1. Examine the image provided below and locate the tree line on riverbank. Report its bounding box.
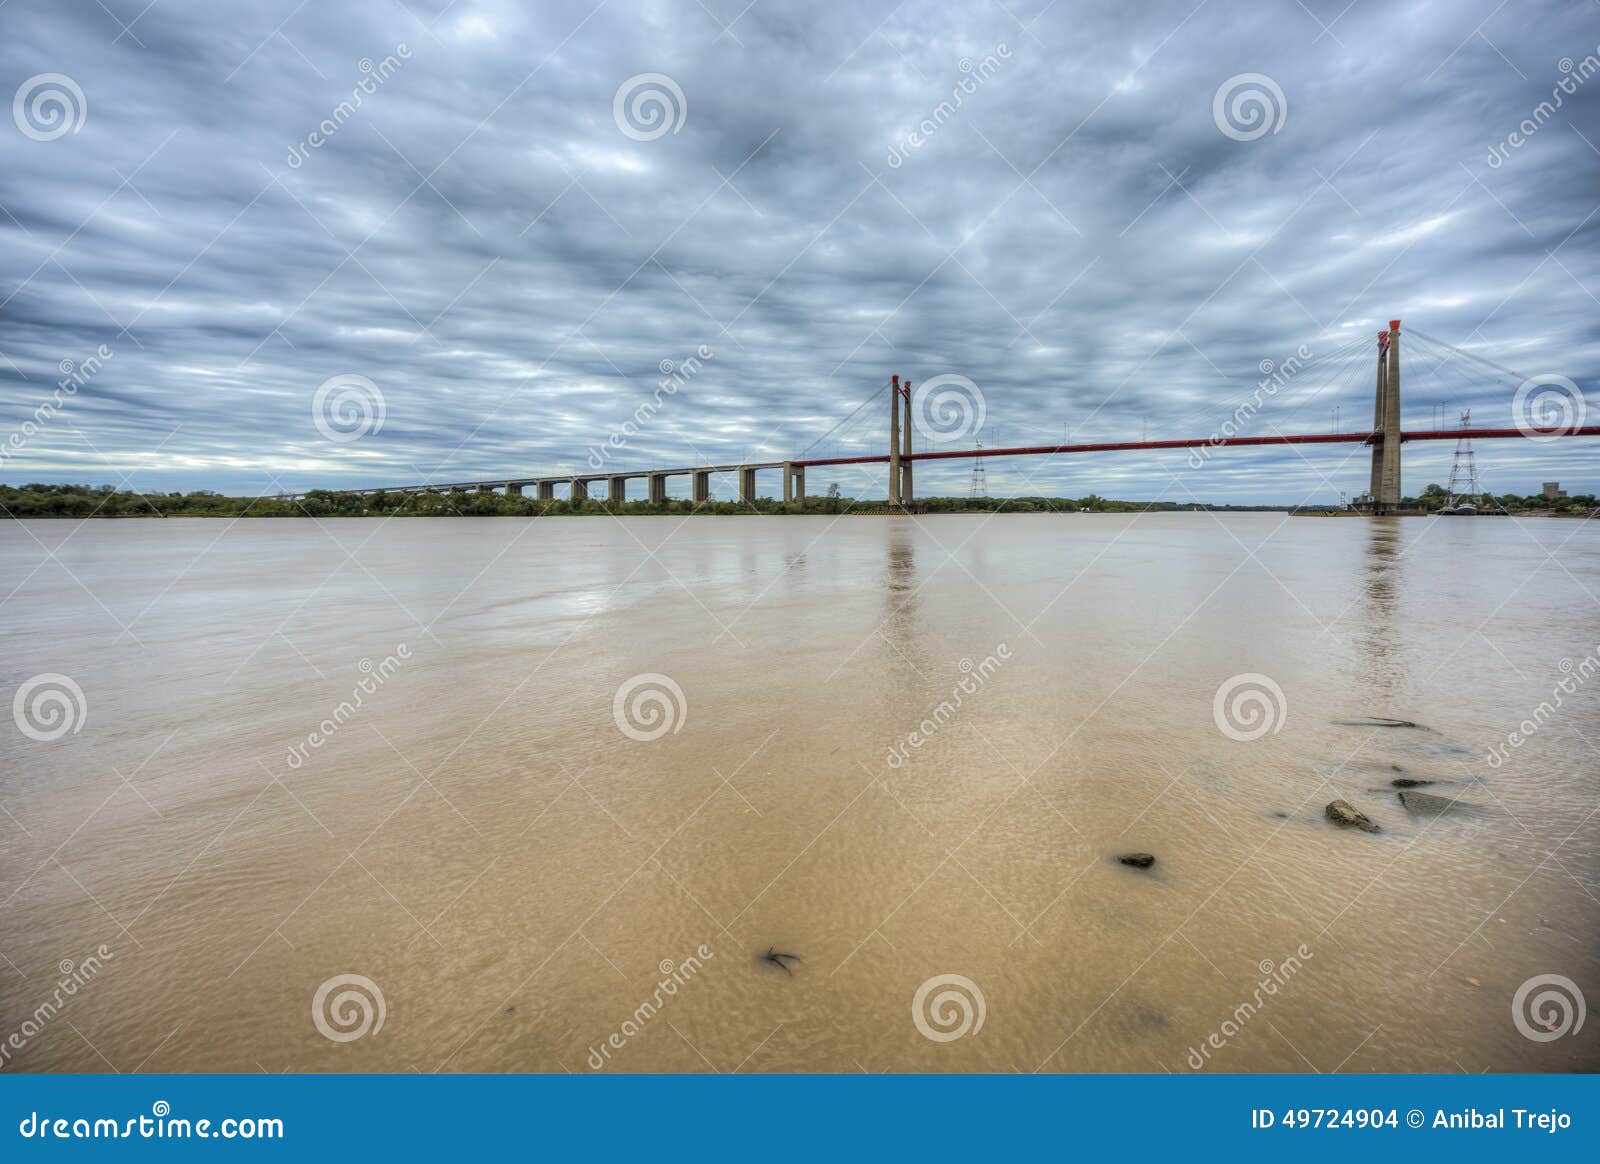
[0,482,1591,517]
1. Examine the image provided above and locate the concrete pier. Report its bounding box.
[537,481,555,501]
[1369,332,1387,503]
[740,467,756,504]
[649,474,667,504]
[570,479,588,503]
[507,483,523,496]
[1378,321,1402,510]
[901,380,913,503]
[888,375,902,506]
[788,463,805,508]
[609,476,627,503]
[692,470,710,503]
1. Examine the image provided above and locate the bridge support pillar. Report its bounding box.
[740,467,756,504]
[901,380,913,504]
[507,483,523,496]
[1369,331,1387,504]
[1378,320,1402,512]
[649,473,667,504]
[888,375,902,506]
[570,479,588,503]
[537,481,555,501]
[609,477,626,504]
[692,470,710,503]
[789,464,805,508]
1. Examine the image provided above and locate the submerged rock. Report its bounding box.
[1398,790,1469,818]
[1334,717,1423,728]
[1325,799,1379,833]
[1117,852,1156,869]
[1391,777,1435,788]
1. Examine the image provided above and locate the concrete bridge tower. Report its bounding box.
[888,375,901,506]
[1367,319,1402,513]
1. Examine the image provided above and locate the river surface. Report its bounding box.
[1,513,1596,1073]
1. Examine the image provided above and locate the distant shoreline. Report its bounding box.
[3,484,1593,519]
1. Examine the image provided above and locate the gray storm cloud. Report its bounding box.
[1,0,1597,501]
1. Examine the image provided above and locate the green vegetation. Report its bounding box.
[1406,482,1597,515]
[0,481,1591,518]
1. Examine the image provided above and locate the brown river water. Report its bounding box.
[1,513,1596,1074]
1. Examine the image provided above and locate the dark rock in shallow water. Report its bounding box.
[1117,852,1156,869]
[1334,717,1423,728]
[1325,799,1379,832]
[1391,777,1435,788]
[1398,790,1474,818]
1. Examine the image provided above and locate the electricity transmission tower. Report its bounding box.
[969,433,987,498]
[1445,408,1484,509]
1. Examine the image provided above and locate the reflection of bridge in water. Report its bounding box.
[324,320,1597,510]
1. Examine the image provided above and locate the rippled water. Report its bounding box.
[1,514,1596,1073]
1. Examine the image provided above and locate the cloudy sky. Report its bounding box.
[2,0,1597,503]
